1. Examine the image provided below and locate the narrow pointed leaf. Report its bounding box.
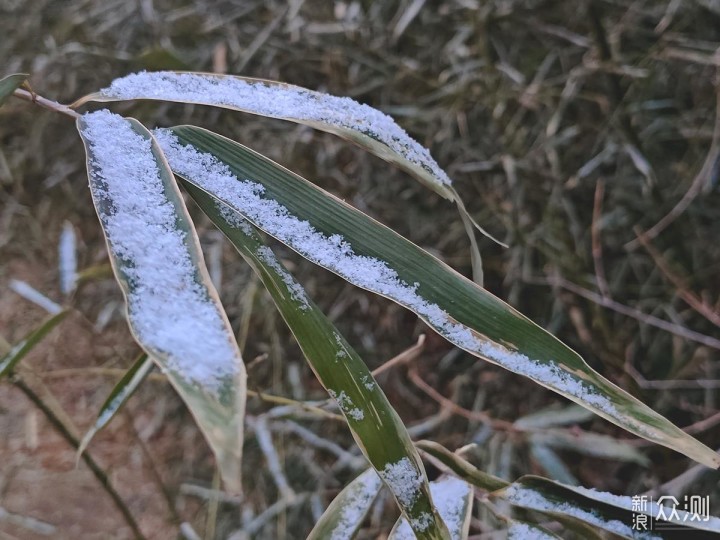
[77,354,153,458]
[0,73,27,108]
[76,111,246,491]
[415,440,508,492]
[307,468,383,540]
[74,70,505,279]
[156,125,720,469]
[74,71,456,200]
[0,310,68,378]
[514,404,594,430]
[186,186,449,539]
[497,475,720,537]
[389,477,473,540]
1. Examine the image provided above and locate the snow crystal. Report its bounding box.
[329,470,382,540]
[572,485,720,530]
[507,522,556,540]
[379,457,423,509]
[392,477,471,539]
[327,389,364,421]
[81,110,239,392]
[255,246,309,310]
[504,485,660,539]
[155,130,628,427]
[102,71,452,186]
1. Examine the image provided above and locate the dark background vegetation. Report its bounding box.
[1,0,720,538]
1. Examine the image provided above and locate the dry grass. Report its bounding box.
[1,0,720,538]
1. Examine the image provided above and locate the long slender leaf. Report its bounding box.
[389,477,473,540]
[0,73,27,108]
[155,125,720,470]
[0,310,68,378]
[307,468,383,540]
[530,429,650,466]
[507,521,561,539]
[497,475,720,537]
[77,353,153,457]
[415,440,508,492]
[77,111,246,491]
[74,70,506,280]
[186,184,449,539]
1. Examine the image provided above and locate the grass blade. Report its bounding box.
[156,125,720,469]
[0,310,68,378]
[77,111,246,491]
[0,73,27,107]
[307,468,383,540]
[77,353,153,458]
[185,185,449,539]
[389,477,473,540]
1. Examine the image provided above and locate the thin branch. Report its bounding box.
[633,228,720,329]
[12,88,80,119]
[526,275,720,350]
[406,365,515,431]
[372,334,426,377]
[591,178,610,298]
[11,377,145,540]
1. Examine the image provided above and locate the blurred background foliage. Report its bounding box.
[1,0,720,538]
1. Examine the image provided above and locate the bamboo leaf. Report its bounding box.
[0,73,27,108]
[497,475,720,537]
[76,111,246,491]
[74,70,506,280]
[307,468,383,540]
[185,184,449,539]
[155,125,720,470]
[0,310,68,378]
[389,477,473,540]
[77,353,153,458]
[415,440,508,492]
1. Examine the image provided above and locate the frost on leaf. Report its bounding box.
[101,71,452,187]
[80,110,240,395]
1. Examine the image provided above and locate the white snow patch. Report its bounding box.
[507,522,556,540]
[255,246,310,310]
[572,485,720,530]
[392,477,471,539]
[328,470,382,540]
[379,457,423,509]
[328,389,364,421]
[504,485,660,539]
[103,71,452,186]
[155,130,626,425]
[81,110,239,392]
[9,280,62,314]
[58,221,77,295]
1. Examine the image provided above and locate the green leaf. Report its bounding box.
[0,310,68,378]
[156,125,720,470]
[74,70,506,280]
[185,184,449,539]
[389,477,473,540]
[76,111,246,491]
[497,475,720,537]
[77,353,153,458]
[307,468,383,540]
[415,440,508,492]
[0,73,28,108]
